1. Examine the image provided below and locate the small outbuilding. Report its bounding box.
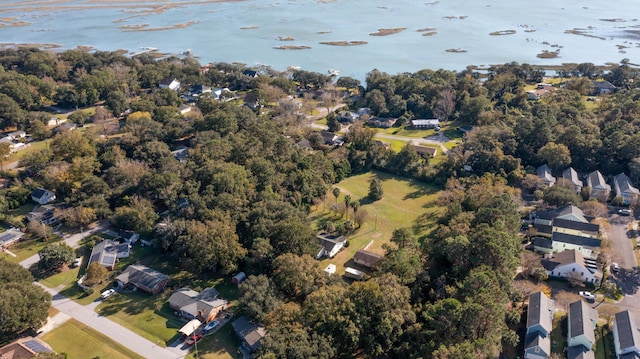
[178,319,202,337]
[232,272,247,285]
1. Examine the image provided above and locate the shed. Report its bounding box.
[344,267,364,280]
[232,272,247,285]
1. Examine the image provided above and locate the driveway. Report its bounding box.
[605,214,637,271]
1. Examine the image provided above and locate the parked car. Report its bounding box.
[618,209,632,216]
[100,288,116,299]
[611,262,620,273]
[203,320,219,332]
[579,291,596,301]
[185,334,202,346]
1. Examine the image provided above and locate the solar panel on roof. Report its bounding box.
[22,339,52,353]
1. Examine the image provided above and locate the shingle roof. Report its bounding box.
[614,310,640,351]
[569,300,597,344]
[88,240,129,269]
[232,316,266,351]
[353,250,383,267]
[567,345,595,359]
[563,167,583,188]
[524,332,550,354]
[552,232,601,249]
[614,173,640,196]
[541,249,586,271]
[534,237,553,250]
[537,164,556,184]
[587,170,611,191]
[32,188,49,200]
[168,287,224,318]
[526,291,555,333]
[552,218,600,234]
[116,265,169,290]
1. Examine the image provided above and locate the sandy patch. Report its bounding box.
[317,31,331,34]
[369,28,406,36]
[537,50,560,58]
[489,30,516,36]
[119,20,198,32]
[277,36,295,41]
[240,26,259,30]
[319,41,368,46]
[564,28,606,40]
[273,45,311,50]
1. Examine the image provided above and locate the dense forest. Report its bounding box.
[0,47,639,357]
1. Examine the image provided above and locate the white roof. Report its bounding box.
[324,264,336,274]
[179,319,202,336]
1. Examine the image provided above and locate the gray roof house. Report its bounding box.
[168,288,226,323]
[410,119,440,129]
[562,167,583,193]
[586,170,611,202]
[88,240,130,271]
[568,300,598,351]
[541,249,601,285]
[0,228,23,249]
[232,316,266,355]
[535,204,590,226]
[524,332,551,359]
[613,173,639,206]
[524,292,555,359]
[316,233,347,259]
[613,310,640,359]
[31,188,56,205]
[115,265,169,295]
[537,164,556,187]
[567,345,595,359]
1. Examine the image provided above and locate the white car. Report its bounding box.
[611,263,620,273]
[579,291,596,301]
[100,288,116,299]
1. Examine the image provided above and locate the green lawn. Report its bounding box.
[1,139,51,168]
[0,237,49,263]
[595,325,615,359]
[40,267,80,288]
[41,319,145,359]
[551,312,567,355]
[96,291,185,347]
[188,322,242,359]
[378,126,435,138]
[311,171,442,275]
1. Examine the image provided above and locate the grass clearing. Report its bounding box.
[1,139,51,168]
[96,291,184,347]
[39,266,80,288]
[41,319,144,359]
[379,126,435,138]
[551,312,567,355]
[0,237,50,263]
[311,171,442,275]
[595,325,614,359]
[187,322,242,359]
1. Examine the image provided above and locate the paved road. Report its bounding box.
[39,285,183,359]
[606,215,637,271]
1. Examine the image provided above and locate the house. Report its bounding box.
[159,78,180,90]
[368,117,398,128]
[526,292,556,337]
[524,333,551,359]
[168,287,227,323]
[411,145,438,158]
[534,204,590,226]
[179,105,192,115]
[115,265,169,295]
[31,188,56,205]
[550,218,600,239]
[586,170,611,202]
[613,173,639,205]
[541,249,601,285]
[316,232,347,259]
[410,119,440,129]
[567,345,595,359]
[188,84,212,96]
[534,232,601,259]
[7,130,26,140]
[527,85,554,100]
[537,164,556,187]
[53,122,77,134]
[337,111,358,124]
[242,69,259,78]
[232,316,266,355]
[357,108,372,117]
[319,131,343,146]
[613,310,640,359]
[212,87,233,101]
[27,204,56,223]
[568,300,598,353]
[353,249,383,269]
[0,228,23,249]
[562,168,583,193]
[0,337,54,358]
[117,230,139,244]
[171,147,189,162]
[88,240,130,271]
[592,80,616,95]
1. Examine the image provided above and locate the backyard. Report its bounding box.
[187,322,242,359]
[310,170,442,275]
[41,319,144,359]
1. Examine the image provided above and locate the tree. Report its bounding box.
[538,142,571,171]
[368,176,383,201]
[68,110,90,126]
[239,274,281,323]
[391,228,418,249]
[38,243,74,272]
[0,142,11,170]
[271,253,325,301]
[0,259,50,342]
[543,185,581,206]
[56,206,96,232]
[344,194,352,219]
[111,196,158,234]
[332,187,340,207]
[326,112,341,133]
[84,262,108,286]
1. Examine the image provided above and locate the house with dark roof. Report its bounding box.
[171,147,189,162]
[337,111,358,124]
[534,204,590,226]
[232,316,266,355]
[524,292,555,359]
[319,131,344,146]
[562,167,583,193]
[168,287,227,323]
[410,119,440,129]
[524,333,551,359]
[353,249,383,269]
[159,78,180,90]
[586,170,611,202]
[31,188,55,205]
[537,164,556,187]
[316,233,347,259]
[567,345,595,359]
[242,69,258,78]
[551,218,600,239]
[88,240,130,271]
[613,310,640,359]
[117,230,139,244]
[0,228,23,249]
[541,249,601,284]
[592,80,616,95]
[547,232,601,259]
[115,265,169,295]
[188,84,212,97]
[613,173,639,205]
[568,300,598,355]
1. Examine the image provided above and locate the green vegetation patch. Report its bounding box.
[310,171,442,275]
[188,322,242,359]
[39,266,80,288]
[41,319,144,359]
[0,237,49,263]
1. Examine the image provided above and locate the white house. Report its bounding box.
[541,249,601,285]
[568,300,598,353]
[31,188,56,205]
[613,310,640,359]
[562,167,583,193]
[586,170,611,202]
[613,173,639,206]
[316,233,347,259]
[159,78,180,91]
[410,119,440,129]
[537,164,556,187]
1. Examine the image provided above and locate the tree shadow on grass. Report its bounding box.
[612,267,640,295]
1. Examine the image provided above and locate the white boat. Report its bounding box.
[328,69,340,76]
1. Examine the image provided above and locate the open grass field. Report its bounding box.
[310,171,442,275]
[39,266,80,288]
[41,319,145,359]
[96,291,185,347]
[187,322,242,359]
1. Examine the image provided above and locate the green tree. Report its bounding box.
[239,274,281,323]
[0,141,11,171]
[38,243,74,272]
[368,177,383,201]
[84,262,109,286]
[111,196,158,234]
[68,110,90,126]
[326,112,341,133]
[271,253,325,301]
[332,187,340,206]
[538,142,571,171]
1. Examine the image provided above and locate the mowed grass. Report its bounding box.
[40,266,80,288]
[0,238,49,263]
[96,290,185,347]
[310,171,442,275]
[595,325,615,359]
[188,322,242,359]
[41,319,144,359]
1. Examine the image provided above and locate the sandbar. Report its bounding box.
[319,41,368,46]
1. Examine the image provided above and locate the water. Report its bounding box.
[2,0,640,80]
